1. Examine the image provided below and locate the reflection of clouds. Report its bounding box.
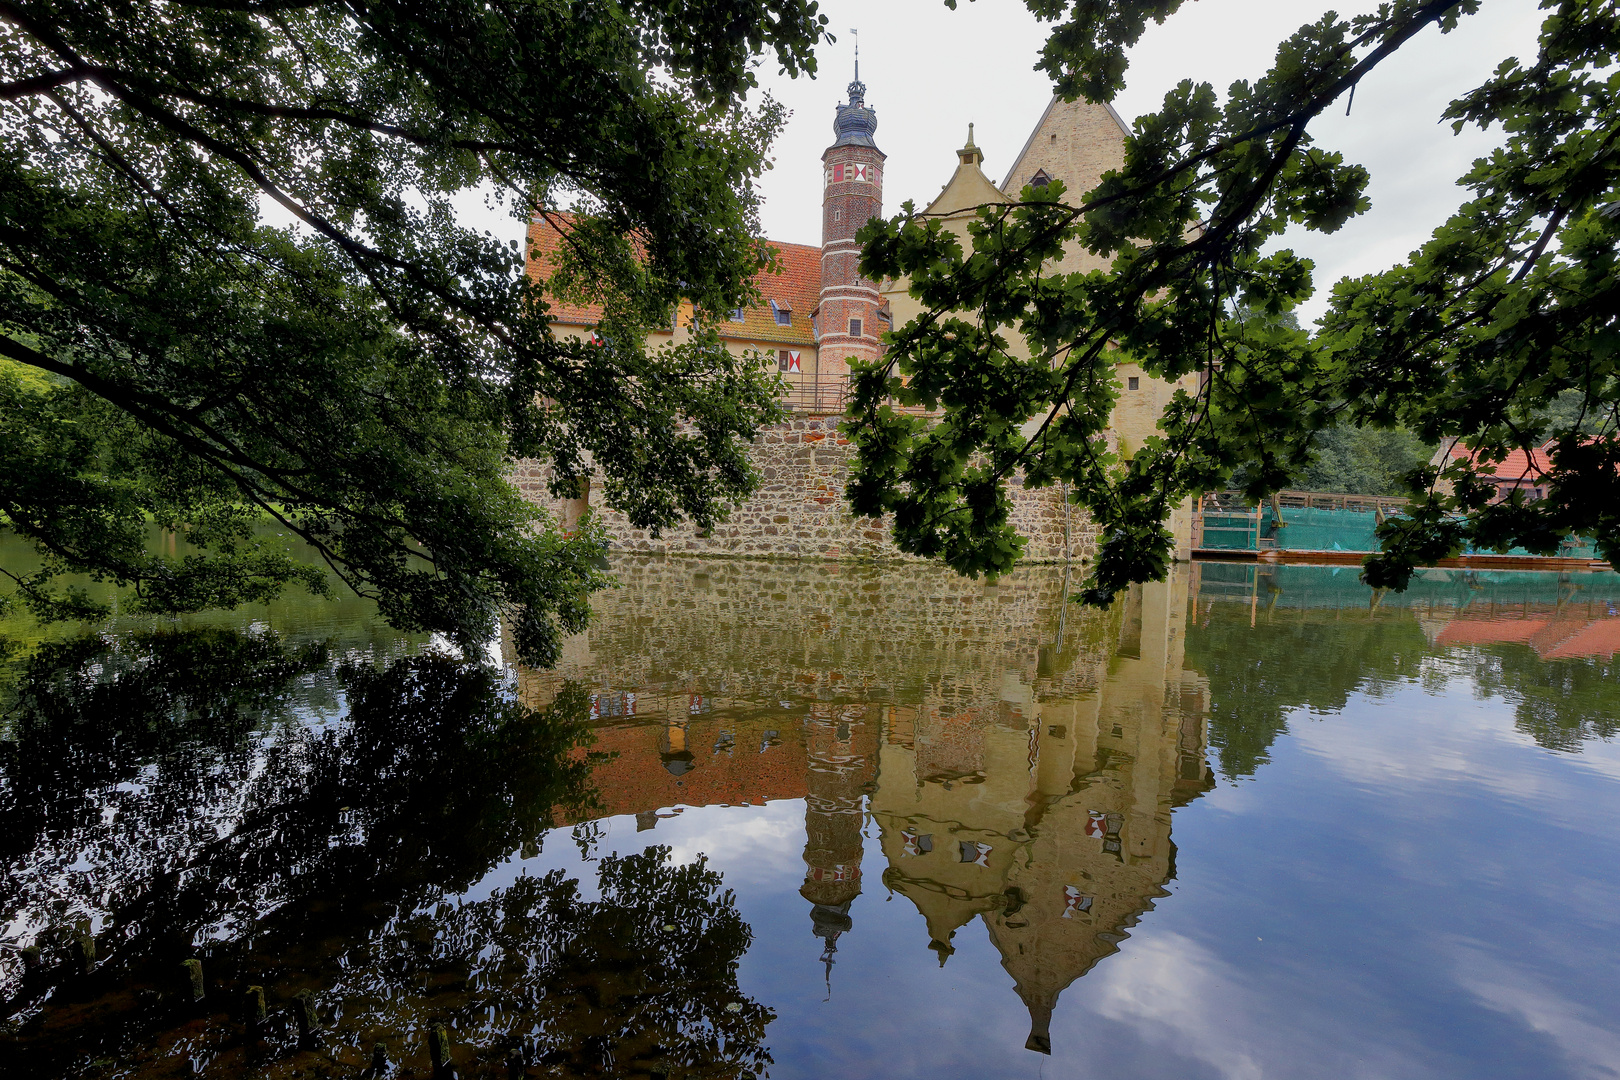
[1092,933,1264,1080]
[1450,942,1620,1080]
[654,801,810,886]
[462,801,811,908]
[1200,778,1266,813]
[1290,685,1597,810]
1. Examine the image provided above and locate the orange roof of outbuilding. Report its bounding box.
[526,212,819,348]
[1440,442,1554,483]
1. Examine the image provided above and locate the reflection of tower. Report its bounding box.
[659,718,693,776]
[799,705,875,990]
[816,37,886,377]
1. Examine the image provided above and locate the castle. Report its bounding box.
[515,62,1198,561]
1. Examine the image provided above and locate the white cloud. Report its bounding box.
[750,0,1546,323]
[1451,942,1620,1080]
[1092,932,1268,1080]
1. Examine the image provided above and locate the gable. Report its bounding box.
[1000,96,1130,199]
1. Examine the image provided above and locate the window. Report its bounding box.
[1030,169,1052,189]
[959,841,992,866]
[849,317,862,338]
[833,209,843,223]
[1127,376,1140,390]
[769,300,792,326]
[778,349,801,373]
[729,307,745,322]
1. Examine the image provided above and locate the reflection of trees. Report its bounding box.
[1185,609,1432,779]
[0,630,330,931]
[3,635,770,1079]
[1466,648,1620,752]
[1189,597,1620,770]
[350,847,771,1079]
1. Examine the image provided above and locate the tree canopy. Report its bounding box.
[850,0,1620,601]
[0,0,825,664]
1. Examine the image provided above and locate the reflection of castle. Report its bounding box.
[514,558,1207,1048]
[871,567,1208,1053]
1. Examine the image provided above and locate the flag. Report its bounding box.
[787,350,801,373]
[1062,886,1093,918]
[1085,811,1107,839]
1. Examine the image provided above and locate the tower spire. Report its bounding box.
[847,29,865,106]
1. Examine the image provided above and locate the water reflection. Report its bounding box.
[1190,563,1620,771]
[518,559,1213,1057]
[1,637,776,1078]
[7,552,1620,1078]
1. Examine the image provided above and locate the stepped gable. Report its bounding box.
[526,210,819,348]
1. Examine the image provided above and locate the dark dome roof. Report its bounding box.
[832,79,879,149]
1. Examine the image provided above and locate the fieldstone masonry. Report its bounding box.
[509,416,1099,564]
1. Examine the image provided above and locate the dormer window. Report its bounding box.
[1030,169,1052,189]
[769,300,792,326]
[729,307,745,322]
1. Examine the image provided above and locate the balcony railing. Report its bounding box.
[779,376,850,415]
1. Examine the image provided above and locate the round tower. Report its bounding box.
[817,42,885,377]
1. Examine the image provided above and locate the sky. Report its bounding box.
[744,0,1548,323]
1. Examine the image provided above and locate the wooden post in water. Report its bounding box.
[428,1026,452,1073]
[19,945,41,974]
[291,990,318,1037]
[69,928,95,974]
[372,1042,388,1073]
[243,985,266,1025]
[182,958,205,1002]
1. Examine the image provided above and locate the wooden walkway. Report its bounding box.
[1192,548,1613,573]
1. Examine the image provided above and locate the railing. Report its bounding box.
[779,375,850,415]
[1194,489,1410,552]
[1199,489,1409,514]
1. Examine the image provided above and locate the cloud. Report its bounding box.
[1450,942,1620,1080]
[750,0,1545,324]
[1092,932,1267,1080]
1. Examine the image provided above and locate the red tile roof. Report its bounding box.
[1439,441,1553,484]
[1435,616,1549,647]
[1434,609,1620,659]
[526,212,819,348]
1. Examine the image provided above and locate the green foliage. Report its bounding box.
[0,0,824,664]
[1294,423,1434,496]
[851,0,1619,603]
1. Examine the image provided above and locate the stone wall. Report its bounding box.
[509,415,1099,564]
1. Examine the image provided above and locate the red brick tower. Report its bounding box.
[816,41,885,378]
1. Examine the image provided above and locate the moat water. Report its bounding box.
[5,539,1620,1079]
